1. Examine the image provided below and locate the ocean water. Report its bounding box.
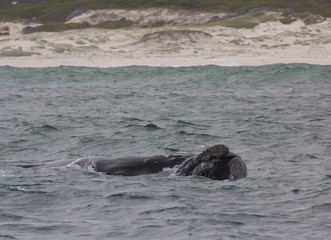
[0,64,330,240]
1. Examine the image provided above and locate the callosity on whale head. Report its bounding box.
[175,144,247,180]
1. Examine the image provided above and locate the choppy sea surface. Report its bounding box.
[0,64,330,240]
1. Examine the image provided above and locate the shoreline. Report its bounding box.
[0,56,330,68]
[1,11,330,68]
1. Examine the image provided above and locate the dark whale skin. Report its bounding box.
[91,155,190,176]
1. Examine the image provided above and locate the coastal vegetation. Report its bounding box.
[22,19,134,34]
[0,0,330,34]
[138,30,212,44]
[0,46,39,56]
[0,0,330,23]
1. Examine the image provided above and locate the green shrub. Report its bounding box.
[279,17,296,24]
[219,20,259,29]
[0,47,38,57]
[303,15,323,25]
[179,30,212,37]
[75,40,86,45]
[22,22,91,34]
[282,12,290,17]
[74,45,99,51]
[49,43,74,54]
[151,21,166,27]
[251,10,265,18]
[295,12,311,19]
[94,19,134,29]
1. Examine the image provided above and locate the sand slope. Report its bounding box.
[0,9,330,67]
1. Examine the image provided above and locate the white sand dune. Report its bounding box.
[0,9,330,67]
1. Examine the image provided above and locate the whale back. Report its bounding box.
[93,155,189,176]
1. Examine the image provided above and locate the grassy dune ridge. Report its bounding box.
[0,0,330,24]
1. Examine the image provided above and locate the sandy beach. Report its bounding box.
[0,9,330,67]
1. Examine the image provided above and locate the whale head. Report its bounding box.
[175,144,247,180]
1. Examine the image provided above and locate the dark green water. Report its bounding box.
[0,64,330,239]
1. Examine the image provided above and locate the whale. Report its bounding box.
[10,144,247,180]
[71,144,247,180]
